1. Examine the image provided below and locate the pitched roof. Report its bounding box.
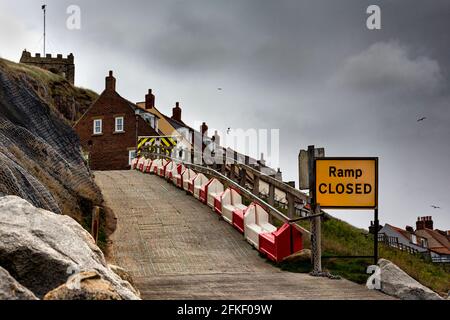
[417,228,450,251]
[385,224,411,241]
[164,115,191,131]
[429,247,450,255]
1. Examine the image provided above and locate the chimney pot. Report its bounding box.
[171,102,182,122]
[145,89,155,110]
[105,71,116,92]
[201,122,208,136]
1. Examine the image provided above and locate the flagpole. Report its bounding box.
[42,4,46,56]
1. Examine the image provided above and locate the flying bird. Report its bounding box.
[217,88,223,91]
[417,117,427,122]
[431,205,441,209]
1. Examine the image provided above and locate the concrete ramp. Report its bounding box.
[95,170,390,300]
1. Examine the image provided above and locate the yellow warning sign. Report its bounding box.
[315,158,378,209]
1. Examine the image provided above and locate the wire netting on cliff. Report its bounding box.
[0,60,102,220]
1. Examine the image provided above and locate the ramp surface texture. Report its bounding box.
[95,170,391,300]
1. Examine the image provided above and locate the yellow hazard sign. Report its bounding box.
[137,136,177,155]
[315,158,378,209]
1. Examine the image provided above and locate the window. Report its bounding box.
[420,238,428,248]
[115,116,124,132]
[93,119,102,135]
[128,150,136,165]
[411,234,417,245]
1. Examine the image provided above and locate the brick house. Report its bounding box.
[74,71,159,170]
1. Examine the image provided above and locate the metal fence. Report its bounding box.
[378,234,420,255]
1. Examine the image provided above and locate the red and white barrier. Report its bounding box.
[206,179,224,209]
[131,157,139,170]
[137,157,146,172]
[243,204,264,248]
[164,161,176,180]
[183,169,197,192]
[172,164,186,187]
[259,223,303,263]
[143,159,153,173]
[150,159,161,174]
[243,203,277,248]
[218,188,247,224]
[157,159,170,177]
[193,174,208,200]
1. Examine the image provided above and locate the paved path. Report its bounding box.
[95,170,391,300]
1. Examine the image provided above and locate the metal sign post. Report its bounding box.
[374,208,379,265]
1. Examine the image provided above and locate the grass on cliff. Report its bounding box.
[0,58,98,124]
[275,215,450,296]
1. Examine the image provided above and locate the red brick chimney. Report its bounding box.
[105,71,116,92]
[145,89,155,110]
[416,216,434,230]
[172,102,182,122]
[201,122,208,137]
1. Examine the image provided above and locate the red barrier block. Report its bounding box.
[199,188,207,204]
[145,164,152,173]
[176,176,183,188]
[259,224,303,263]
[214,196,222,215]
[232,209,245,234]
[188,182,194,194]
[131,157,139,170]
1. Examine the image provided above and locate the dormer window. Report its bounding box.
[115,116,124,132]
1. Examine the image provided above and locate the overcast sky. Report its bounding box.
[1,0,449,230]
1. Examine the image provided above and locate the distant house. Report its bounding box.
[378,224,428,253]
[74,71,159,170]
[415,216,450,263]
[135,96,192,150]
[378,216,450,263]
[163,103,212,154]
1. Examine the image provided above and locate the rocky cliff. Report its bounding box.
[0,58,135,299]
[0,58,100,220]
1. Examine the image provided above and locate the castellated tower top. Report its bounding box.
[19,50,75,84]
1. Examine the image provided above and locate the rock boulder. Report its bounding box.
[0,196,139,300]
[0,266,38,300]
[44,271,122,300]
[378,259,443,300]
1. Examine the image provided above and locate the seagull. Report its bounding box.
[431,205,441,209]
[417,117,427,122]
[227,127,231,134]
[218,88,223,91]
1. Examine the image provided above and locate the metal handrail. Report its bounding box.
[142,152,311,236]
[187,149,309,202]
[146,145,309,206]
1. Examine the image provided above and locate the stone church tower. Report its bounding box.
[20,50,75,84]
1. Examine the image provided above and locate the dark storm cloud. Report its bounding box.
[1,0,449,229]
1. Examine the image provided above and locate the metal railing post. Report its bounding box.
[287,192,295,218]
[268,184,275,206]
[253,175,260,196]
